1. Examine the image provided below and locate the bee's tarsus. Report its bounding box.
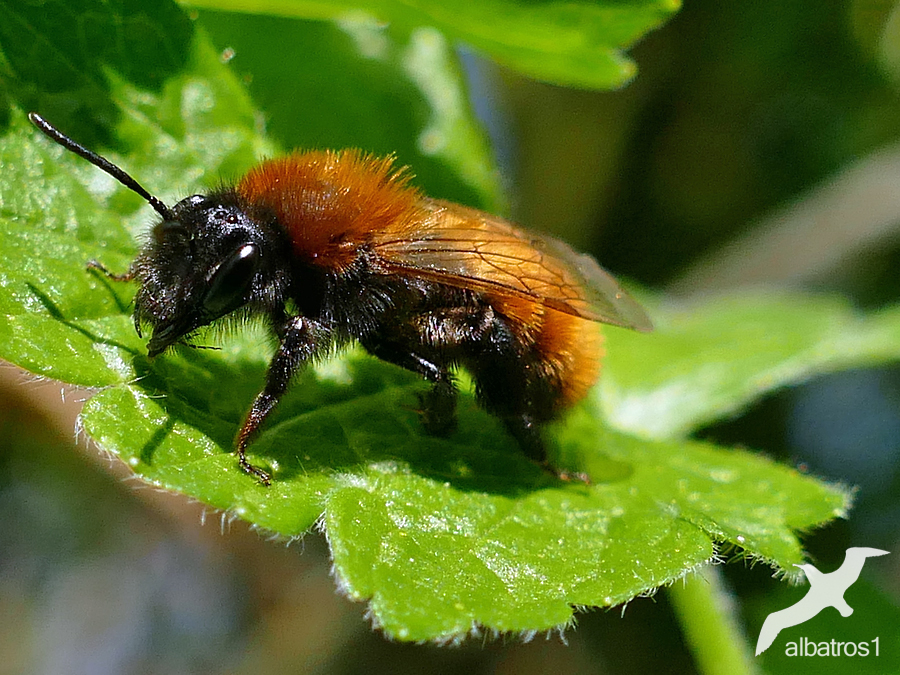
[238,450,271,486]
[87,259,134,282]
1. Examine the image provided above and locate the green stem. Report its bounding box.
[668,564,759,675]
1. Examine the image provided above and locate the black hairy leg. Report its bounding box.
[236,315,330,484]
[499,413,588,482]
[418,374,457,436]
[86,259,134,282]
[362,301,511,438]
[498,411,589,482]
[365,300,588,482]
[361,335,458,436]
[501,413,546,463]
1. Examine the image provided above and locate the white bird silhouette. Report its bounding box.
[755,547,889,656]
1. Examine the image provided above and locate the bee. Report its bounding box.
[29,113,652,485]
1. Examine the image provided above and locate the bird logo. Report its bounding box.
[755,547,890,656]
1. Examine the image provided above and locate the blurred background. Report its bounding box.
[2,0,899,673]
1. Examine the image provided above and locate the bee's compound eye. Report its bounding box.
[203,243,260,318]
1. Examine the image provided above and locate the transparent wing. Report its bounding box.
[373,199,652,331]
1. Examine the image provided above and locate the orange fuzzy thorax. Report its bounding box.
[236,150,425,271]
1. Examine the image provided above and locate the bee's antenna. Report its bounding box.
[28,112,175,222]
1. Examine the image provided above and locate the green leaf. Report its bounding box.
[321,428,849,641]
[0,0,889,645]
[185,0,681,90]
[76,342,850,640]
[195,10,505,211]
[0,0,193,142]
[599,293,900,440]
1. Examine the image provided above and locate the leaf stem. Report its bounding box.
[668,564,759,675]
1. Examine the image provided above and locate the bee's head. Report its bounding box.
[133,192,272,356]
[28,113,290,357]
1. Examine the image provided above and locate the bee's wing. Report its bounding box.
[373,199,653,332]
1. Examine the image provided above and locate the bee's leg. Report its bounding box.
[361,337,457,435]
[470,330,549,454]
[236,315,329,485]
[501,412,590,483]
[86,259,134,282]
[86,260,136,318]
[501,413,546,463]
[466,316,590,482]
[418,371,457,436]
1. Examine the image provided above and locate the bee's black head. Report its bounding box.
[28,113,291,357]
[133,191,285,356]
